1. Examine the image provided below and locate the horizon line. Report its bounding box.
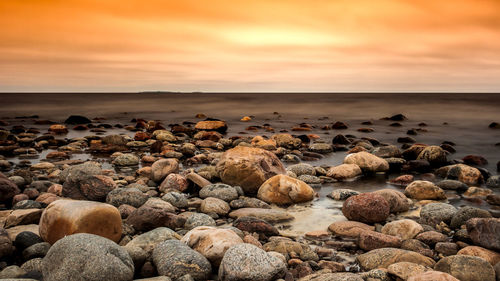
[0,91,499,94]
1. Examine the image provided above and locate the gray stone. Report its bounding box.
[420,203,457,226]
[42,233,134,281]
[152,240,211,281]
[161,192,188,208]
[183,213,216,230]
[106,188,149,208]
[229,197,271,209]
[486,176,500,188]
[219,243,286,281]
[22,242,50,260]
[199,183,239,202]
[287,163,316,176]
[298,272,364,281]
[125,227,180,254]
[436,180,468,191]
[450,206,492,229]
[112,154,139,166]
[328,189,360,200]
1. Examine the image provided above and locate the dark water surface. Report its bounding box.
[1,92,499,234]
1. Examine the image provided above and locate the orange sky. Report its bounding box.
[1,0,500,92]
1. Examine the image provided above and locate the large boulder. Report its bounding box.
[466,218,500,251]
[42,233,134,281]
[343,152,389,173]
[152,240,211,281]
[181,226,243,266]
[151,159,179,183]
[404,181,446,200]
[356,248,435,270]
[326,164,362,181]
[39,200,122,245]
[219,243,286,281]
[257,174,314,205]
[342,193,390,224]
[434,255,495,281]
[216,146,286,194]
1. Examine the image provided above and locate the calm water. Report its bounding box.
[1,92,499,234]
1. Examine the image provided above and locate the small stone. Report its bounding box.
[419,203,457,226]
[343,152,389,173]
[342,193,390,224]
[404,181,446,200]
[327,189,360,200]
[326,164,362,181]
[382,219,423,240]
[257,174,314,205]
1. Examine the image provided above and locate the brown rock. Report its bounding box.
[404,180,446,200]
[416,231,448,247]
[326,164,362,180]
[78,175,117,201]
[195,120,227,133]
[417,146,447,166]
[466,218,500,251]
[446,164,483,185]
[186,172,212,188]
[389,174,414,186]
[373,189,410,213]
[200,197,230,216]
[407,271,459,281]
[434,255,495,281]
[126,199,184,232]
[387,262,431,280]
[342,193,390,224]
[229,208,294,223]
[356,248,435,270]
[5,209,43,228]
[0,227,13,259]
[216,146,286,194]
[358,230,402,251]
[159,173,188,193]
[181,226,243,266]
[328,221,374,238]
[233,216,279,237]
[48,124,68,134]
[381,219,423,240]
[257,174,314,205]
[151,158,179,183]
[457,246,500,265]
[343,151,389,173]
[0,177,20,203]
[39,200,122,244]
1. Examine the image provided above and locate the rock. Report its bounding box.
[464,186,492,198]
[22,242,50,260]
[61,162,102,200]
[229,208,293,223]
[272,134,302,149]
[342,193,390,224]
[407,271,459,281]
[216,146,286,194]
[159,174,188,193]
[387,262,431,280]
[39,200,122,244]
[257,174,314,205]
[298,272,363,281]
[328,221,374,238]
[195,120,227,133]
[232,216,279,237]
[389,174,414,186]
[446,164,483,185]
[356,248,435,270]
[416,231,448,246]
[486,194,500,206]
[0,265,26,279]
[0,177,20,203]
[151,159,179,183]
[450,206,492,229]
[435,242,459,256]
[181,226,243,266]
[48,124,68,134]
[219,243,286,281]
[458,246,500,265]
[161,192,188,208]
[404,181,446,200]
[358,231,402,251]
[467,218,500,251]
[5,209,42,228]
[126,198,184,232]
[153,130,176,142]
[199,184,239,202]
[373,189,410,213]
[420,203,457,226]
[200,197,230,216]
[42,233,134,281]
[64,115,91,124]
[264,239,318,261]
[326,164,362,180]
[382,219,423,240]
[434,255,495,281]
[401,239,433,258]
[417,146,447,166]
[229,196,270,209]
[112,153,139,166]
[14,231,43,250]
[77,175,117,201]
[309,143,333,153]
[0,228,13,259]
[125,227,181,254]
[343,151,389,173]
[327,189,360,200]
[463,155,488,166]
[106,188,149,208]
[373,145,401,158]
[183,212,216,230]
[287,163,316,176]
[152,240,211,281]
[486,176,500,188]
[186,173,211,188]
[436,180,468,191]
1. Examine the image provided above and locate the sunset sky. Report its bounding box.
[1,0,500,92]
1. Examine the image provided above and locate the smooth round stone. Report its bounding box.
[42,233,134,281]
[199,184,239,202]
[183,213,216,230]
[419,203,457,226]
[342,193,390,224]
[343,151,389,173]
[39,200,122,244]
[257,174,314,205]
[434,255,495,281]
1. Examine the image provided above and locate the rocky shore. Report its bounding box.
[0,114,499,281]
